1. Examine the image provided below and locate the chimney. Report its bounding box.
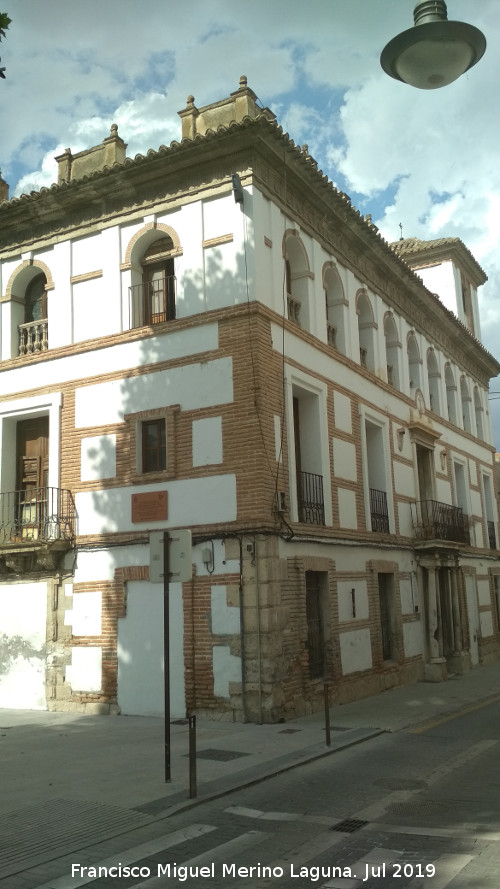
[178,76,275,140]
[55,124,127,184]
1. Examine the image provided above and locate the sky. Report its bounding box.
[1,0,499,446]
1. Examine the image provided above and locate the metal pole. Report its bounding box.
[324,683,331,747]
[163,531,171,782]
[188,714,197,798]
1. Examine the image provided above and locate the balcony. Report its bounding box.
[287,295,301,325]
[326,323,337,347]
[411,500,470,545]
[487,520,497,550]
[129,277,176,329]
[370,488,390,533]
[297,471,325,525]
[0,488,78,573]
[18,319,48,355]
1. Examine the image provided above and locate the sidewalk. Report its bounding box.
[1,661,500,886]
[2,661,500,816]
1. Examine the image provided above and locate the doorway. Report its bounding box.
[16,417,49,539]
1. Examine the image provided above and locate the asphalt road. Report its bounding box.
[16,696,498,889]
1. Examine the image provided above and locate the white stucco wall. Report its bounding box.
[339,628,372,674]
[337,580,368,622]
[117,580,184,717]
[0,581,47,710]
[76,473,237,535]
[333,391,352,433]
[337,488,357,530]
[192,416,223,466]
[332,438,357,482]
[403,620,423,658]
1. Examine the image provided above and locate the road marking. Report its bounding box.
[224,805,333,825]
[32,823,216,889]
[253,828,346,889]
[369,821,500,841]
[136,830,267,888]
[412,694,500,734]
[406,853,472,888]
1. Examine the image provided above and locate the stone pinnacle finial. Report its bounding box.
[187,94,195,106]
[110,123,118,137]
[239,75,248,89]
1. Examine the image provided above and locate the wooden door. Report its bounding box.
[16,417,49,538]
[143,259,175,324]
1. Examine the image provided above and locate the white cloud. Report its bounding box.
[3,0,500,443]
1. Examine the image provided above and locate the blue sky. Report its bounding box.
[1,0,499,445]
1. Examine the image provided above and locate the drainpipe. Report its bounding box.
[238,536,247,723]
[254,535,263,724]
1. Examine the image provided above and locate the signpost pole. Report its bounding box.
[163,530,171,782]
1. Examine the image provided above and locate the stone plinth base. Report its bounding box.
[424,658,448,682]
[447,651,471,675]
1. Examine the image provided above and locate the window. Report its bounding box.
[407,332,421,392]
[19,273,49,355]
[305,571,327,678]
[143,239,176,324]
[474,387,484,439]
[445,364,458,425]
[460,376,472,433]
[324,264,346,354]
[426,349,441,415]
[142,419,166,473]
[378,573,396,661]
[25,274,48,323]
[129,236,177,327]
[364,419,390,532]
[356,290,376,372]
[384,313,400,389]
[292,392,325,525]
[283,231,311,330]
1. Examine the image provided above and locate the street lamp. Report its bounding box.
[380,1,486,89]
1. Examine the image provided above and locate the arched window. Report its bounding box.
[474,386,484,439]
[141,237,176,324]
[444,364,458,425]
[426,349,441,415]
[356,290,376,371]
[324,264,346,353]
[460,376,472,433]
[18,272,49,355]
[384,313,400,389]
[25,274,48,323]
[407,333,422,393]
[283,232,311,330]
[125,224,181,329]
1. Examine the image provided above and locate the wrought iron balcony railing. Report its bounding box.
[487,520,497,550]
[370,487,390,533]
[129,277,176,328]
[0,488,78,545]
[297,470,325,525]
[18,319,48,355]
[411,500,469,545]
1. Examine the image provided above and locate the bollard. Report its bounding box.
[324,684,331,747]
[188,714,197,798]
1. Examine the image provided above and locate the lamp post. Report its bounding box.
[380,1,486,89]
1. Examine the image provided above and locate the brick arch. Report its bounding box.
[6,259,54,299]
[124,222,182,268]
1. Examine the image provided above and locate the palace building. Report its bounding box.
[0,77,499,720]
